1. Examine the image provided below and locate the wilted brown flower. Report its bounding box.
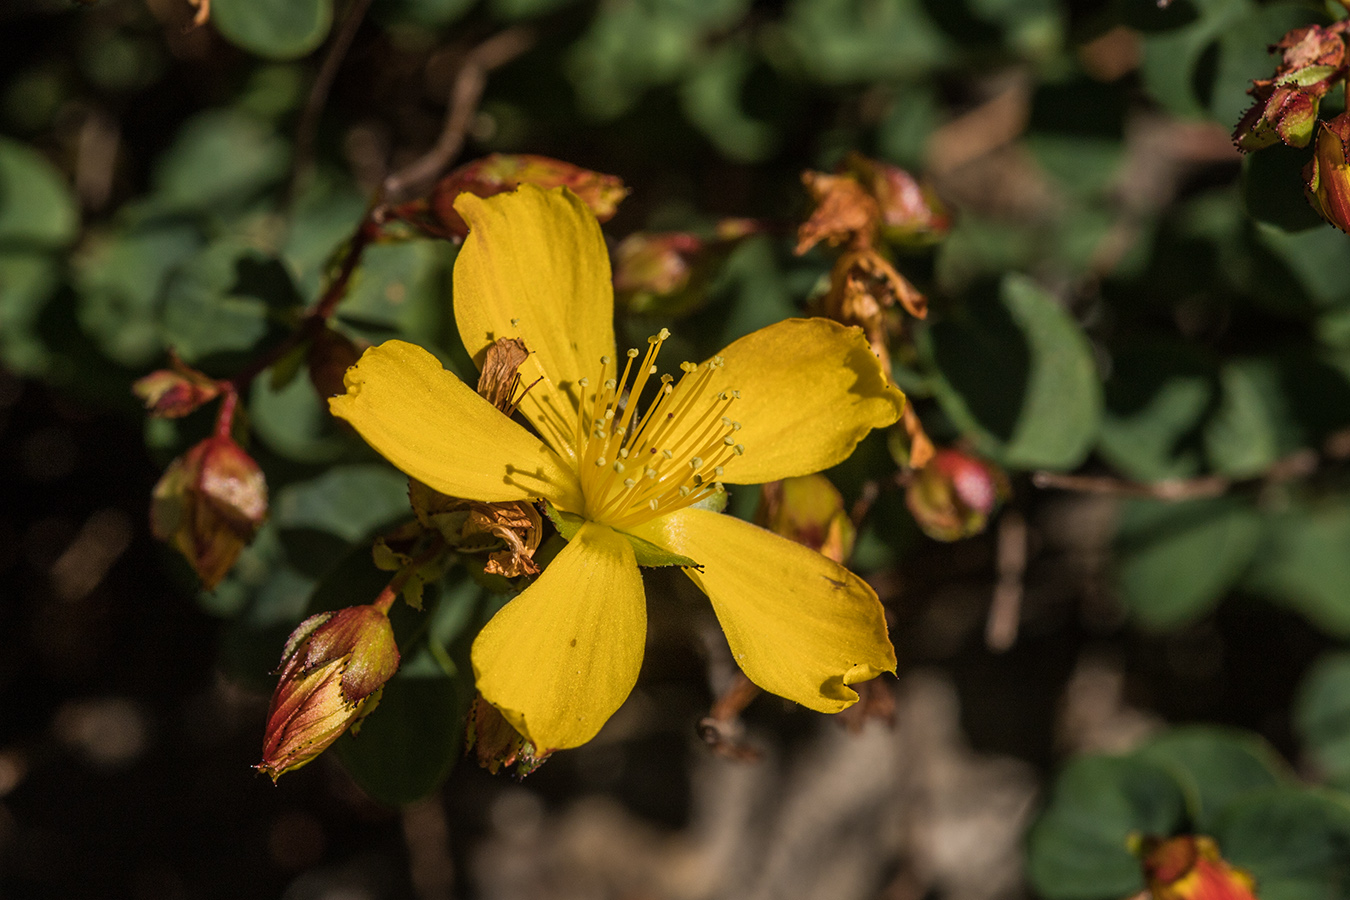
[464,695,550,777]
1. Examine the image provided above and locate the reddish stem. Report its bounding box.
[213,385,239,440]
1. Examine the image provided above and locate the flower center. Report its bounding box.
[575,329,744,529]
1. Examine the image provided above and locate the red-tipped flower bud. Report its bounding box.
[423,154,626,240]
[1305,113,1350,231]
[133,359,222,418]
[905,447,1009,542]
[1234,24,1348,151]
[757,474,855,564]
[1138,835,1256,900]
[150,436,267,589]
[257,605,400,782]
[843,153,950,247]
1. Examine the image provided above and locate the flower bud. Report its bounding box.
[1137,835,1256,900]
[757,474,855,564]
[256,605,400,781]
[150,436,267,588]
[1305,113,1350,232]
[133,358,221,418]
[399,154,627,240]
[1234,24,1347,151]
[465,695,550,777]
[842,153,950,248]
[905,448,1009,542]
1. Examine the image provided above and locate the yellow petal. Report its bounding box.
[454,185,617,461]
[329,340,583,509]
[629,507,895,712]
[712,318,904,484]
[471,521,646,750]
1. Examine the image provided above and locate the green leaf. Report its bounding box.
[926,274,1102,470]
[1137,727,1288,831]
[1114,496,1262,630]
[0,251,60,375]
[0,137,78,247]
[1098,342,1212,482]
[334,577,485,804]
[249,360,349,463]
[1254,220,1350,309]
[1138,0,1245,119]
[335,241,454,350]
[1243,147,1327,235]
[273,464,411,543]
[74,222,202,368]
[679,43,777,163]
[1204,358,1284,478]
[775,0,949,84]
[1245,497,1350,637]
[1294,652,1350,790]
[151,109,289,215]
[211,0,333,60]
[1027,755,1187,900]
[1212,788,1350,900]
[160,241,299,367]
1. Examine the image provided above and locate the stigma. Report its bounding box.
[575,329,744,528]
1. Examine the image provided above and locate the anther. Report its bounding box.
[627,348,639,359]
[724,436,736,446]
[690,457,703,469]
[613,461,625,473]
[510,318,520,327]
[601,355,611,365]
[680,362,697,373]
[595,457,607,466]
[733,444,744,455]
[578,377,590,387]
[658,328,670,340]
[623,478,635,488]
[662,450,673,459]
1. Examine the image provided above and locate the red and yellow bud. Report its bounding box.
[1234,24,1347,151]
[150,435,267,589]
[464,695,550,777]
[614,223,761,317]
[133,357,222,418]
[842,153,950,247]
[425,154,626,240]
[757,474,855,564]
[256,605,400,781]
[905,447,1009,542]
[1138,835,1257,900]
[1305,114,1350,231]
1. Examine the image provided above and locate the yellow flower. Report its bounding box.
[329,185,904,751]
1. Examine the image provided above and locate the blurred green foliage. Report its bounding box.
[7,0,1350,883]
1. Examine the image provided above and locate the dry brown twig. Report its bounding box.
[380,27,535,207]
[287,0,378,208]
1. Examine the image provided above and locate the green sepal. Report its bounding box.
[544,503,700,568]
